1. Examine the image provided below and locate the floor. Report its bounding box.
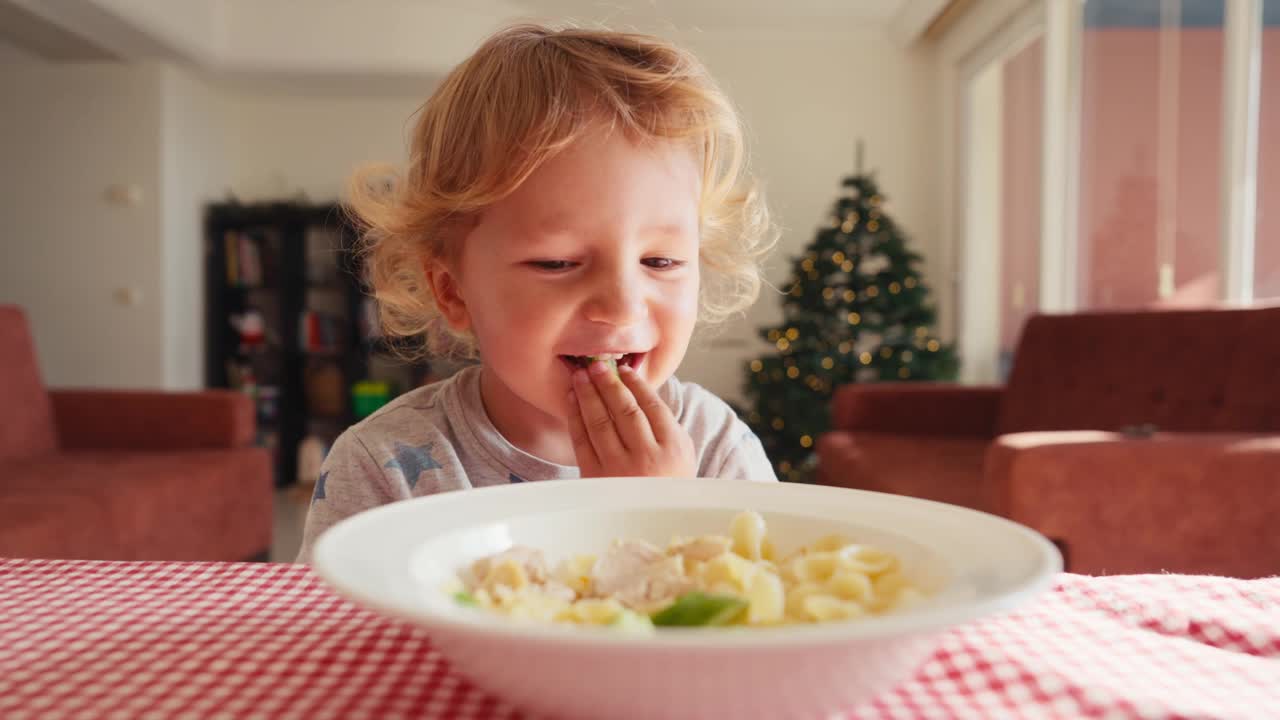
[270,487,311,562]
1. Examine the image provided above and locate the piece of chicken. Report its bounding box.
[471,546,550,587]
[591,539,664,597]
[593,539,696,613]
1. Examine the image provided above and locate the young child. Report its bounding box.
[296,23,779,563]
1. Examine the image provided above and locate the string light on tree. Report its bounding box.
[741,141,958,482]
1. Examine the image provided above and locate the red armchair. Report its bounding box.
[0,305,273,560]
[817,306,1280,577]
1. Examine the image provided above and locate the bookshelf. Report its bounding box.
[204,200,437,487]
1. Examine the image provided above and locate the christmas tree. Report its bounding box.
[743,164,959,483]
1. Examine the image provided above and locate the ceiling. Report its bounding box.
[0,0,944,83]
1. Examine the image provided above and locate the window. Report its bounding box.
[1256,0,1280,299]
[1077,0,1225,309]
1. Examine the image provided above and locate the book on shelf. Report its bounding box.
[298,310,345,353]
[224,231,265,287]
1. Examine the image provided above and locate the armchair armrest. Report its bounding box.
[831,383,1003,436]
[985,431,1280,578]
[51,389,257,451]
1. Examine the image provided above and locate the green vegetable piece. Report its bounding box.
[453,591,478,607]
[586,355,619,376]
[650,592,748,627]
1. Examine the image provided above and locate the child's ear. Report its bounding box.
[424,260,471,332]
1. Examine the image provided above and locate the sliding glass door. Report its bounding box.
[1257,0,1280,299]
[1077,0,1225,309]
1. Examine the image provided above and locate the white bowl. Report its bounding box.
[312,477,1061,720]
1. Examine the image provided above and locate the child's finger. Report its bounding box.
[572,368,627,462]
[616,364,682,445]
[565,387,600,472]
[586,360,656,451]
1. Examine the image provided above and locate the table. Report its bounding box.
[2,559,1277,719]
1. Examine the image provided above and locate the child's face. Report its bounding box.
[446,128,701,423]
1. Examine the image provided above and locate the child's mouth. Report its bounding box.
[559,352,644,372]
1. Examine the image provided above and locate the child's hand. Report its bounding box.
[567,360,697,478]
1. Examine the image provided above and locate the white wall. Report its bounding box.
[0,62,230,390]
[672,27,939,404]
[221,87,422,202]
[0,63,167,389]
[160,66,228,389]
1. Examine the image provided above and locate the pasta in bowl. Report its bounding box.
[312,477,1060,720]
[449,510,930,631]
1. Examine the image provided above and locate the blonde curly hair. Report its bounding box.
[345,23,776,360]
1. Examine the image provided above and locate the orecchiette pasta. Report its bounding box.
[446,511,925,631]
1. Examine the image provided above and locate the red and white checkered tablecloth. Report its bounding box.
[1,559,1277,720]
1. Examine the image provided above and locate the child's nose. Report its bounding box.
[583,272,648,327]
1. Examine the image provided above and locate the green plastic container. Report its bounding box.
[351,380,392,419]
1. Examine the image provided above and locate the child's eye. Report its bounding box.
[527,260,577,272]
[643,257,684,270]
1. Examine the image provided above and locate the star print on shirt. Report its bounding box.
[509,473,526,483]
[311,471,328,503]
[384,442,443,489]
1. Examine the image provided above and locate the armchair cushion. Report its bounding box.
[0,448,272,560]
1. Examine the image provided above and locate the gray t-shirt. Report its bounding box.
[295,365,777,563]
